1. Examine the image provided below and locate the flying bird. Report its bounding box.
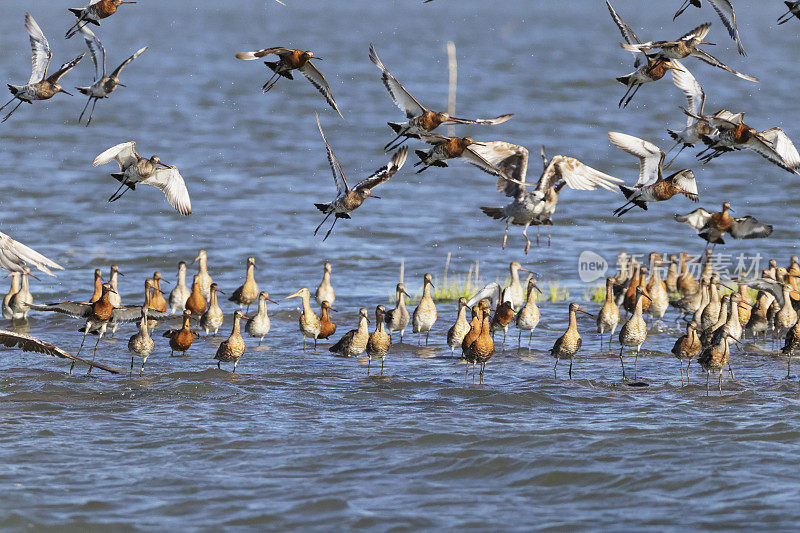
[620,23,757,82]
[608,132,699,217]
[778,2,800,24]
[65,0,136,39]
[0,230,63,276]
[92,141,192,215]
[672,0,745,55]
[1,13,84,123]
[674,201,773,245]
[235,47,342,118]
[413,134,519,182]
[476,142,622,253]
[665,61,711,166]
[313,115,408,240]
[75,26,147,126]
[0,329,121,373]
[369,44,512,151]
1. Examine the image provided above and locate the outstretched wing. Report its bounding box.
[606,0,643,67]
[707,0,745,55]
[680,23,712,42]
[730,216,773,239]
[79,25,105,78]
[316,113,348,196]
[462,147,515,181]
[444,114,514,126]
[299,61,343,119]
[234,47,292,60]
[112,306,173,323]
[111,46,148,78]
[607,132,665,187]
[758,128,800,170]
[27,301,93,318]
[0,230,63,276]
[93,141,138,169]
[0,329,121,373]
[369,43,426,118]
[147,167,192,215]
[538,155,622,192]
[469,141,529,196]
[667,169,699,201]
[467,282,502,308]
[690,49,758,82]
[25,13,52,83]
[671,61,705,127]
[674,207,712,231]
[354,146,408,193]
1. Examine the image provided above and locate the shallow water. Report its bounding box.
[2,0,800,529]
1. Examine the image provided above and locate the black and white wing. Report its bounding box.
[25,13,52,83]
[607,132,665,187]
[148,167,192,216]
[729,216,773,239]
[689,49,758,82]
[671,60,705,128]
[0,230,64,276]
[667,169,699,201]
[743,132,800,174]
[299,61,343,119]
[46,54,84,84]
[27,301,93,318]
[538,155,622,192]
[674,207,713,230]
[369,43,426,118]
[462,147,517,181]
[316,114,348,196]
[354,147,408,193]
[606,0,643,67]
[92,141,139,169]
[444,114,514,126]
[112,306,173,323]
[469,141,529,196]
[707,0,745,55]
[0,329,121,374]
[234,47,292,60]
[467,282,502,308]
[79,24,105,78]
[111,46,148,79]
[758,128,800,171]
[680,23,712,42]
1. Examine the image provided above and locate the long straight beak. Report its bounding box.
[28,272,41,281]
[216,289,225,294]
[535,286,543,295]
[368,193,381,199]
[577,308,595,318]
[401,290,411,297]
[193,256,200,264]
[159,278,171,285]
[60,89,73,96]
[157,161,171,168]
[700,40,715,45]
[266,297,278,304]
[281,290,302,301]
[117,83,127,87]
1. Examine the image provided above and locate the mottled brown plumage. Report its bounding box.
[215,310,248,372]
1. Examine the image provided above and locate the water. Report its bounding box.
[2,0,800,529]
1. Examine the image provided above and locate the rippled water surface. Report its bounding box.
[2,0,800,529]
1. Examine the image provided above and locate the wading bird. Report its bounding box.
[2,13,84,123]
[477,142,622,252]
[674,201,773,246]
[76,26,147,126]
[313,115,407,240]
[369,43,512,151]
[235,47,342,118]
[92,141,192,215]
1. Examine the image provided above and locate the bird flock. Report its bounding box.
[2,1,800,392]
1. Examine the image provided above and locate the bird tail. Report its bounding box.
[76,86,91,96]
[388,122,404,134]
[314,203,330,213]
[68,8,83,16]
[667,129,680,141]
[616,75,631,85]
[414,149,427,161]
[110,173,136,190]
[620,185,635,200]
[480,206,507,221]
[7,84,18,96]
[264,60,279,73]
[699,231,725,244]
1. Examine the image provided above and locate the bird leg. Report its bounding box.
[314,211,333,236]
[501,221,509,250]
[380,357,384,376]
[261,72,280,93]
[618,84,635,108]
[568,358,573,380]
[85,98,99,126]
[78,96,92,124]
[425,331,430,346]
[368,357,371,375]
[619,346,626,380]
[322,216,339,241]
[554,358,558,379]
[528,331,533,349]
[0,96,17,113]
[1,100,24,123]
[523,224,531,255]
[634,345,640,380]
[108,176,132,202]
[727,361,734,379]
[383,132,409,152]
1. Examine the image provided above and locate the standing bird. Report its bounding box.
[675,201,773,246]
[108,265,123,309]
[3,273,20,320]
[313,115,407,240]
[781,318,800,378]
[366,305,391,375]
[235,47,342,118]
[778,2,800,24]
[89,268,103,303]
[8,268,34,321]
[609,132,699,216]
[168,261,190,313]
[2,13,84,123]
[447,297,471,357]
[318,300,337,342]
[163,310,197,357]
[477,143,622,253]
[468,309,495,384]
[193,250,213,300]
[516,278,542,349]
[245,291,277,346]
[597,277,620,351]
[505,261,534,308]
[672,0,745,55]
[185,274,207,317]
[282,287,321,350]
[490,288,515,347]
[149,272,168,313]
[618,287,652,380]
[368,43,512,151]
[551,303,593,379]
[620,23,756,82]
[214,311,248,372]
[65,0,136,39]
[0,230,63,277]
[315,262,335,306]
[385,283,411,342]
[128,308,154,373]
[229,257,259,312]
[76,26,147,126]
[200,283,225,336]
[412,273,437,345]
[329,308,370,357]
[672,320,702,384]
[92,141,192,215]
[697,333,735,393]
